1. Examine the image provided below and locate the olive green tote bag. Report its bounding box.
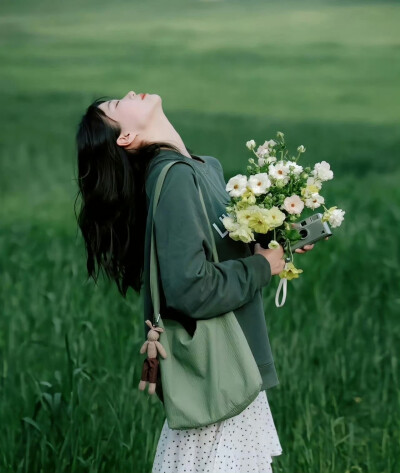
[149,160,263,430]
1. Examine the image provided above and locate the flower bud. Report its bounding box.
[246,140,256,150]
[268,240,280,249]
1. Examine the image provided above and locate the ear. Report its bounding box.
[116,131,138,147]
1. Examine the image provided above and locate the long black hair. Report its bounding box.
[74,96,193,297]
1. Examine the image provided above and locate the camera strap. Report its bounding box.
[275,274,288,307]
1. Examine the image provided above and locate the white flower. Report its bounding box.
[226,174,248,197]
[297,145,306,153]
[264,139,277,148]
[312,161,333,181]
[283,195,305,214]
[255,138,277,159]
[259,154,277,167]
[286,160,303,176]
[256,146,270,159]
[328,208,345,227]
[268,162,290,183]
[268,239,280,249]
[306,176,322,190]
[246,139,256,150]
[277,131,284,139]
[247,173,272,196]
[305,192,325,210]
[221,216,240,232]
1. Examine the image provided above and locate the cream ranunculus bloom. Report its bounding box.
[247,207,272,233]
[301,184,321,198]
[283,194,305,215]
[247,173,271,196]
[237,188,257,206]
[235,205,259,227]
[229,224,255,243]
[266,206,286,228]
[221,216,240,232]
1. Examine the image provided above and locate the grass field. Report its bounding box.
[0,0,399,472]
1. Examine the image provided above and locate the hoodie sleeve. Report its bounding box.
[153,162,272,320]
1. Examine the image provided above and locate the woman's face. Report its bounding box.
[98,90,162,148]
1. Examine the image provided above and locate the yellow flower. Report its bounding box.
[278,262,303,280]
[301,185,319,197]
[229,224,255,243]
[265,206,286,228]
[236,206,257,226]
[246,208,272,233]
[240,188,257,204]
[236,200,249,210]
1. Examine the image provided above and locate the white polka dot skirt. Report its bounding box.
[152,389,283,473]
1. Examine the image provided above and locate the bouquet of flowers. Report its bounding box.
[222,131,345,306]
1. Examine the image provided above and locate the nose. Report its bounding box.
[127,91,136,99]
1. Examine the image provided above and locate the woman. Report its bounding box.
[75,90,316,473]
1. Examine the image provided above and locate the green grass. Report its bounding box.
[0,0,399,472]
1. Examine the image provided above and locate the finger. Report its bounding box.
[295,248,305,253]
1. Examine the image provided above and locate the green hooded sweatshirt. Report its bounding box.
[143,148,279,396]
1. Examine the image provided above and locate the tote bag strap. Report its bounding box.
[150,160,219,325]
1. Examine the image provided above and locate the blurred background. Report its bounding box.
[0,0,399,471]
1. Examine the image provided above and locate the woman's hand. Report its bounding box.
[294,236,330,254]
[254,243,285,276]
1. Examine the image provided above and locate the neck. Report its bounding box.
[141,108,192,158]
